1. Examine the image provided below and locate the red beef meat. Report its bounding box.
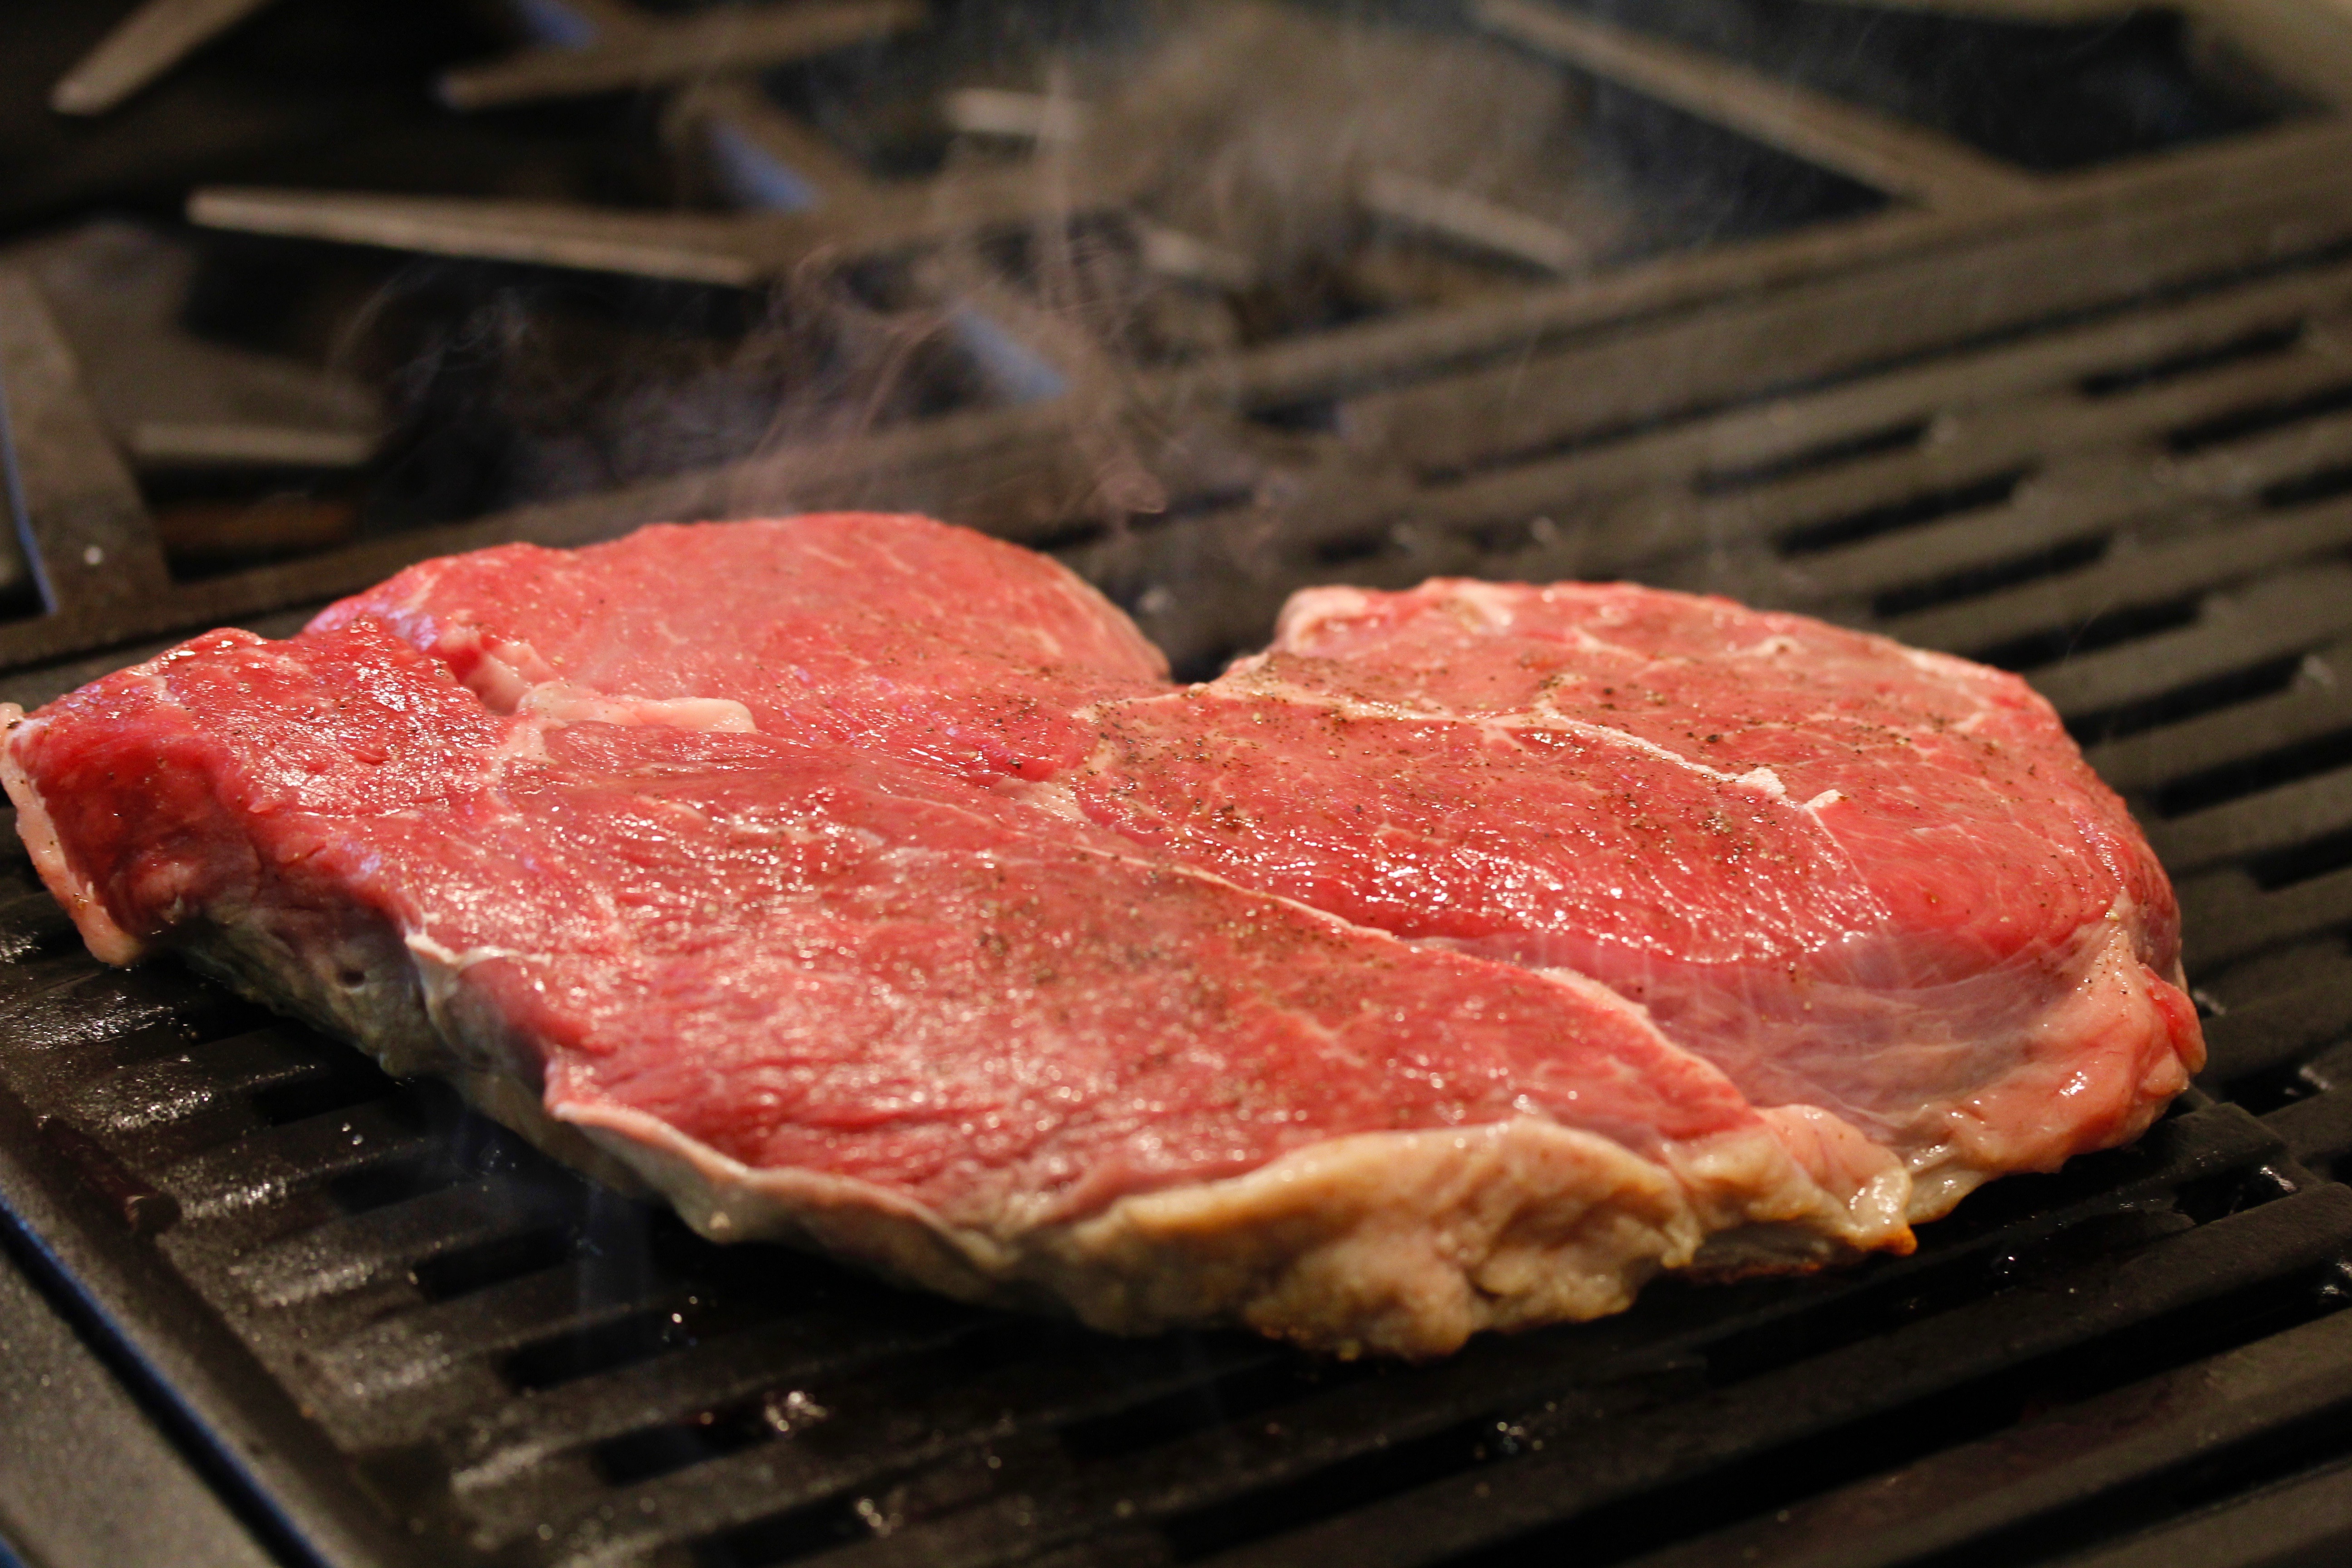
[1065,578,2201,1218]
[0,514,2198,1354]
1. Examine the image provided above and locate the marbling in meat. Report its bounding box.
[0,514,2199,1355]
[1068,578,2202,1220]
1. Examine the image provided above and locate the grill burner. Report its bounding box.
[13,3,2352,1567]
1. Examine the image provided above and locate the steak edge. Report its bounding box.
[0,514,2198,1355]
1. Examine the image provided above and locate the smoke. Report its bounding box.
[343,2,1628,559]
[1073,1,1602,285]
[352,258,976,530]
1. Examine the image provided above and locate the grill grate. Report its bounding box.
[1,869,2342,1568]
[15,9,2352,1568]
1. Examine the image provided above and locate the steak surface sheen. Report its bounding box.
[0,514,2201,1355]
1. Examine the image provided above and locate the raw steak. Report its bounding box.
[0,514,2199,1355]
[1065,579,2203,1218]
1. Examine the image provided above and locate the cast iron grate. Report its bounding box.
[15,6,2352,1568]
[0,872,2344,1568]
[13,177,2352,1563]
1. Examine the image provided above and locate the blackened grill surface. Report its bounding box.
[0,890,2343,1568]
[14,5,2352,1568]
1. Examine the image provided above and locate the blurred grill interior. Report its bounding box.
[12,2,2352,1566]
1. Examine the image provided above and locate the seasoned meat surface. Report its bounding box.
[1069,580,2200,1214]
[0,514,2199,1354]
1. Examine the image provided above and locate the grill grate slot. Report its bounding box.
[2260,461,2352,510]
[2036,581,2352,735]
[593,1398,804,1488]
[246,1060,398,1128]
[2156,767,2352,876]
[1867,534,2111,619]
[235,1178,579,1308]
[158,1093,438,1223]
[2270,1082,2352,1174]
[2176,864,2352,968]
[2169,380,2352,454]
[501,1297,716,1392]
[2250,823,2352,892]
[1886,500,2352,658]
[2078,319,2310,398]
[698,1497,875,1568]
[412,1227,580,1304]
[1691,419,1931,494]
[0,887,85,961]
[2199,960,2352,1088]
[1976,597,2212,679]
[322,1157,475,1217]
[1772,468,2030,556]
